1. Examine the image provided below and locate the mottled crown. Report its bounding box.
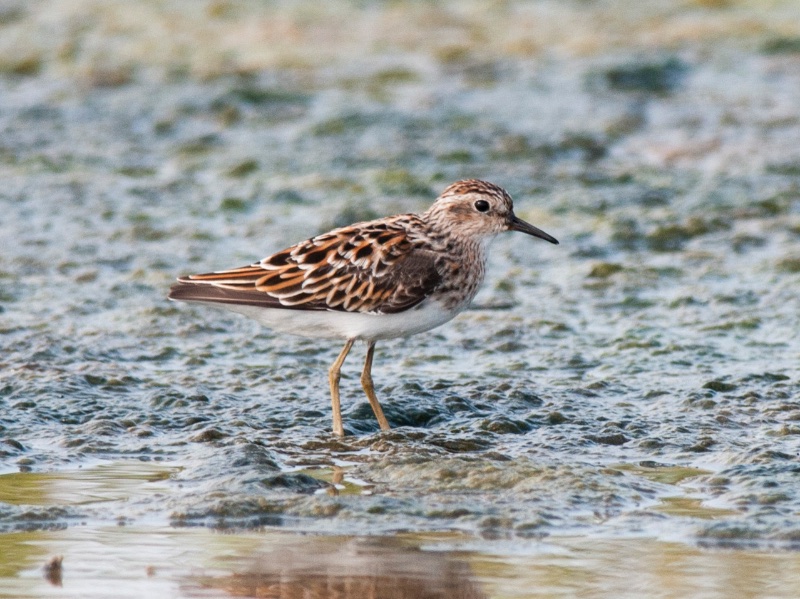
[438,179,513,204]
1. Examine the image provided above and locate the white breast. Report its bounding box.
[197,298,463,341]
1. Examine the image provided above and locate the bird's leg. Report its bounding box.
[360,341,391,431]
[328,339,354,436]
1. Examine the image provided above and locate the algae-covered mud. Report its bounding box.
[2,0,800,596]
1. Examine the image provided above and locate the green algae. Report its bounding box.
[0,463,179,507]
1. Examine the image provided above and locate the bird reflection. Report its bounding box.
[42,555,63,587]
[188,536,485,599]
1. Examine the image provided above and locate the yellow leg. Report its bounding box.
[328,339,354,436]
[360,341,391,431]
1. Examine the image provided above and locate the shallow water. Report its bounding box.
[5,526,800,599]
[2,1,800,596]
[1,461,800,598]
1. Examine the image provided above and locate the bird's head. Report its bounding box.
[425,179,559,245]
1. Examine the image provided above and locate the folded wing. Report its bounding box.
[168,219,442,315]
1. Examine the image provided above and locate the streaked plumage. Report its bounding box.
[169,179,558,435]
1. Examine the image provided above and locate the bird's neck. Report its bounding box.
[414,223,490,312]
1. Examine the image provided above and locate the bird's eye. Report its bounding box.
[474,200,490,213]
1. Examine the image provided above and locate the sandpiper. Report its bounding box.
[169,179,558,436]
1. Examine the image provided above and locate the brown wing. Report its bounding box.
[168,218,442,314]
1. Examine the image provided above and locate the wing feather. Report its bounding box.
[168,216,442,314]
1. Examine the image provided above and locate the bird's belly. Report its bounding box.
[206,299,462,341]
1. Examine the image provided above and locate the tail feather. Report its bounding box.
[168,281,325,311]
[169,282,274,308]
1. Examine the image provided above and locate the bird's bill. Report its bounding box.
[509,215,559,245]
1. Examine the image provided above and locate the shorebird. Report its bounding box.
[169,179,558,435]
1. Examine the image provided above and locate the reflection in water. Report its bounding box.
[3,527,800,598]
[42,555,63,587]
[187,536,486,599]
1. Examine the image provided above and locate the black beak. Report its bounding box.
[509,215,559,245]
